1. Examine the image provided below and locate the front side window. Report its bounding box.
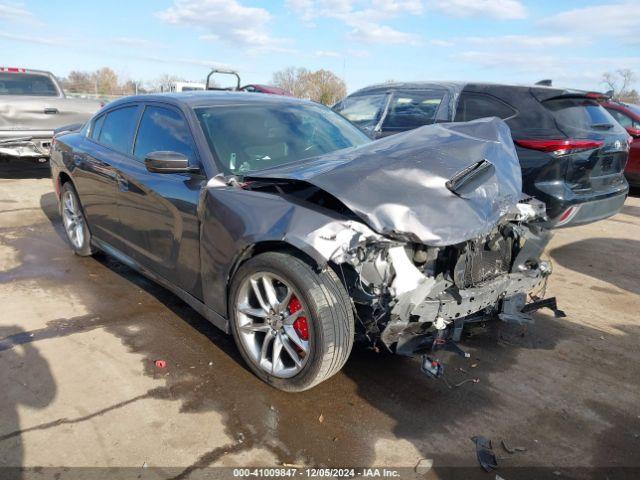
[98,106,138,154]
[383,89,445,130]
[455,93,517,122]
[333,93,387,132]
[0,73,58,96]
[134,106,195,162]
[196,102,370,174]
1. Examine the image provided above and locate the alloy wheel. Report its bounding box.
[61,190,85,250]
[235,272,311,378]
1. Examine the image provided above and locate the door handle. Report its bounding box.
[116,173,129,192]
[44,107,59,115]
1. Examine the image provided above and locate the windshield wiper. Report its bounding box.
[591,123,614,130]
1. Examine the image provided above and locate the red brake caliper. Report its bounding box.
[288,296,309,341]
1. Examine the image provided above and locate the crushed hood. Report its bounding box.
[246,117,523,246]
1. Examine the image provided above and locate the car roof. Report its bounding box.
[104,91,312,110]
[348,80,579,97]
[603,100,640,118]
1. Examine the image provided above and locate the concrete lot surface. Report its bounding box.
[1,160,639,480]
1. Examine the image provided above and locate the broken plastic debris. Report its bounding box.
[501,439,527,454]
[154,359,167,369]
[453,378,480,388]
[471,436,498,472]
[415,458,433,474]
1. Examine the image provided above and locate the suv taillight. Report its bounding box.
[515,139,604,156]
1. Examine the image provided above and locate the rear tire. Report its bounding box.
[60,182,94,257]
[229,252,354,391]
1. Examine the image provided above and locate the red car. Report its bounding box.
[240,84,292,96]
[602,100,640,187]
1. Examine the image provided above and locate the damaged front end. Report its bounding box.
[235,117,564,378]
[321,197,561,377]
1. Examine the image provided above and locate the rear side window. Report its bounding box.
[90,115,105,140]
[98,106,138,154]
[544,98,617,132]
[133,106,195,162]
[0,73,58,96]
[455,93,517,122]
[383,89,445,130]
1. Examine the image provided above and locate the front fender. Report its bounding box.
[199,187,374,317]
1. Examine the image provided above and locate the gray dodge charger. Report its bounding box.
[50,92,560,391]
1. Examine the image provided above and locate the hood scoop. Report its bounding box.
[446,159,496,197]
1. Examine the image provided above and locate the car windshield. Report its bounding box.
[196,102,371,174]
[333,93,387,131]
[0,73,58,96]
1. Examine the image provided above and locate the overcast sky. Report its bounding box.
[1,0,639,93]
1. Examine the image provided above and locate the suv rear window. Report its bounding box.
[543,98,617,132]
[0,73,58,96]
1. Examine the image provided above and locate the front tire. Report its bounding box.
[229,252,354,391]
[60,182,94,257]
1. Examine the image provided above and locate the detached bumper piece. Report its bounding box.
[398,295,564,381]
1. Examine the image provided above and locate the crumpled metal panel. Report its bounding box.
[246,117,523,246]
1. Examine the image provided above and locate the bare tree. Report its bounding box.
[61,71,95,93]
[94,67,118,95]
[304,69,347,105]
[272,67,346,105]
[272,67,311,98]
[602,69,638,102]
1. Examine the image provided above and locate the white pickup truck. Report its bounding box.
[0,67,101,163]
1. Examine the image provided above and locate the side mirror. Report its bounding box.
[144,151,198,174]
[626,127,640,138]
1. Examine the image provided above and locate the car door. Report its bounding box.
[114,102,204,296]
[71,105,140,248]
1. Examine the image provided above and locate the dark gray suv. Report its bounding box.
[334,82,630,228]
